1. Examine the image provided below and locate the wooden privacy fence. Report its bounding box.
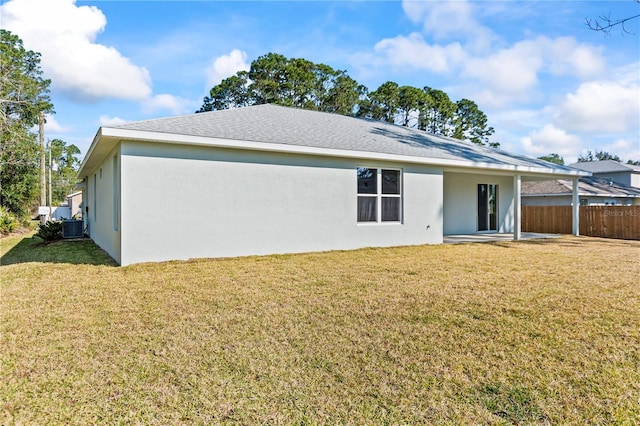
[522,205,640,240]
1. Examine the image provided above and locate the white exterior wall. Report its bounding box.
[521,196,572,206]
[593,172,631,187]
[85,145,121,264]
[51,206,72,220]
[119,141,443,266]
[68,192,83,218]
[443,172,515,235]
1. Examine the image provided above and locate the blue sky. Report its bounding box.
[2,0,639,163]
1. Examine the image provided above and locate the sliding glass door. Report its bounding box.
[477,184,498,231]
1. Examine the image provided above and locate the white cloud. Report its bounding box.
[1,0,152,102]
[462,37,605,107]
[546,37,605,79]
[1,0,201,117]
[555,80,640,133]
[29,114,68,134]
[206,49,250,88]
[373,33,465,73]
[142,94,195,115]
[602,138,640,162]
[401,0,495,51]
[43,115,68,133]
[367,21,606,108]
[612,62,640,86]
[520,124,582,158]
[367,2,608,110]
[463,40,543,95]
[98,115,129,127]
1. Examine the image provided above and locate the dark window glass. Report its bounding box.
[381,197,400,221]
[357,197,377,222]
[488,184,497,231]
[357,167,377,194]
[382,169,400,194]
[478,184,488,231]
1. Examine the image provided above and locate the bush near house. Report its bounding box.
[35,220,63,241]
[0,207,20,235]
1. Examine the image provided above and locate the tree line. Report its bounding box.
[198,53,498,148]
[539,151,640,166]
[1,29,80,223]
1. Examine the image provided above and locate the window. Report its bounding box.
[357,168,401,223]
[113,155,118,231]
[93,173,97,222]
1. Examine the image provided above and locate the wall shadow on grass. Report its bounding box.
[1,234,117,266]
[487,235,640,250]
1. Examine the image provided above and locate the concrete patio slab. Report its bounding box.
[443,232,562,244]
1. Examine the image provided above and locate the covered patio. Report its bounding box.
[442,170,585,243]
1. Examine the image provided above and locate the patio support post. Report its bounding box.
[572,178,580,236]
[513,174,521,241]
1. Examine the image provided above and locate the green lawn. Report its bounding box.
[1,233,639,424]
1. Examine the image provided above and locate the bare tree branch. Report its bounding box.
[586,0,640,35]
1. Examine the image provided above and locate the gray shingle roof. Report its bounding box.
[113,104,579,173]
[522,176,640,197]
[568,160,640,173]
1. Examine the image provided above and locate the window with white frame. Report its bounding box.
[357,167,402,223]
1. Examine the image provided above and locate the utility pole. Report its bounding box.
[48,139,52,219]
[39,111,45,207]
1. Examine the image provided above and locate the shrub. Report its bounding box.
[36,220,63,241]
[0,207,20,235]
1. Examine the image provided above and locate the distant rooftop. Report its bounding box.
[522,176,640,197]
[568,160,640,174]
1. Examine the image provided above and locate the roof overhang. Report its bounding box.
[523,192,640,198]
[78,127,591,180]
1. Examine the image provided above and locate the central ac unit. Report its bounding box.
[62,220,84,238]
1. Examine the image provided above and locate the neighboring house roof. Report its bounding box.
[79,104,588,178]
[568,160,640,173]
[522,176,640,197]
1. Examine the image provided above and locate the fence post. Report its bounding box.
[572,178,579,236]
[514,175,521,240]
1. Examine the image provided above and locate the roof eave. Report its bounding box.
[77,127,104,178]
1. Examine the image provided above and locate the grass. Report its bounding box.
[1,230,117,266]
[1,233,639,424]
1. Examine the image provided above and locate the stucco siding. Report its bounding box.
[594,172,631,187]
[443,172,515,235]
[522,196,572,206]
[84,145,121,264]
[119,141,443,266]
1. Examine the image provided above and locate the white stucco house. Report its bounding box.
[77,104,588,266]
